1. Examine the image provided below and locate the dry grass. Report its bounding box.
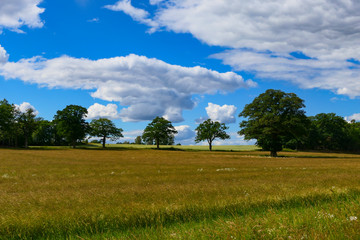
[1,148,360,239]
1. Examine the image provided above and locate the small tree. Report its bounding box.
[239,89,308,157]
[89,118,123,148]
[195,119,230,151]
[134,136,142,145]
[54,105,88,148]
[142,116,178,149]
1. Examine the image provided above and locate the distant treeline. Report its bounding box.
[1,97,360,152]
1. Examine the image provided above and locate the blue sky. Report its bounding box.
[0,0,360,145]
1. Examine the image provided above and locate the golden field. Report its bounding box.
[1,147,360,239]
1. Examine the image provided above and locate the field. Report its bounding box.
[1,147,360,239]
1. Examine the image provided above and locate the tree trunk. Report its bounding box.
[24,135,28,148]
[102,136,106,148]
[209,141,212,151]
[156,139,160,149]
[72,140,76,149]
[270,150,277,157]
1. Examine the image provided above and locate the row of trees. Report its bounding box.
[2,89,360,155]
[0,102,123,148]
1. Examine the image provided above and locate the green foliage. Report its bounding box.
[17,108,39,148]
[239,89,308,157]
[195,119,230,151]
[0,99,18,146]
[309,113,349,150]
[89,118,123,148]
[53,105,89,148]
[142,116,178,149]
[32,120,57,146]
[134,136,142,145]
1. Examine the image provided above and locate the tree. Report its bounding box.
[53,105,89,148]
[239,89,308,157]
[32,120,56,146]
[134,136,142,145]
[0,99,18,146]
[142,116,178,149]
[195,119,230,151]
[17,108,38,148]
[308,113,350,151]
[89,118,123,148]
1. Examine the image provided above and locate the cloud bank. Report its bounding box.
[0,54,255,122]
[107,0,360,97]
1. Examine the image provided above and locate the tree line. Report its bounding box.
[1,89,360,156]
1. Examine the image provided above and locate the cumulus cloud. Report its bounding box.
[0,54,255,122]
[86,103,120,119]
[0,0,44,32]
[205,103,237,124]
[15,102,39,115]
[109,0,360,97]
[174,125,195,141]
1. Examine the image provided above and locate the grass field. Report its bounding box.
[79,143,261,151]
[1,148,360,239]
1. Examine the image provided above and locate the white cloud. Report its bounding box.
[213,50,360,98]
[87,18,100,23]
[15,102,39,115]
[0,54,255,122]
[0,45,9,64]
[174,125,195,141]
[111,0,360,98]
[104,0,158,32]
[205,102,237,124]
[86,103,120,119]
[345,113,360,122]
[0,0,44,31]
[121,129,143,143]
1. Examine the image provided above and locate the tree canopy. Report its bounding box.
[195,119,230,151]
[89,118,123,148]
[54,105,88,148]
[17,108,38,148]
[142,117,178,149]
[239,89,308,157]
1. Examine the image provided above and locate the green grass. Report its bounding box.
[1,148,360,239]
[79,143,261,151]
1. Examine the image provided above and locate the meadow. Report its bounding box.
[1,146,360,239]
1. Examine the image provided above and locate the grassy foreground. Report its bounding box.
[1,148,360,239]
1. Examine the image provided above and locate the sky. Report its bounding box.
[0,0,360,145]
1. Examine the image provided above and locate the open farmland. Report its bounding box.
[1,148,360,239]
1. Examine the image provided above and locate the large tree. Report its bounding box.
[89,118,123,148]
[195,119,230,151]
[54,105,88,148]
[142,116,178,149]
[239,89,308,157]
